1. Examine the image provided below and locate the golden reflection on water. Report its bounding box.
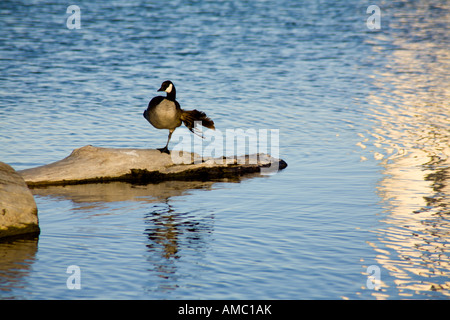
[361,2,449,298]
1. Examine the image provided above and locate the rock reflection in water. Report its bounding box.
[30,178,241,294]
[0,235,39,299]
[361,1,450,298]
[30,180,222,205]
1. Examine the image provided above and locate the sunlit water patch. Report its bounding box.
[357,1,450,298]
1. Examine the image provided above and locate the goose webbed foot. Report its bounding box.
[157,146,170,154]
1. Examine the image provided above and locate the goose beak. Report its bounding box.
[157,86,164,92]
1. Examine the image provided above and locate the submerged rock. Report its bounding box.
[0,162,40,239]
[19,145,287,187]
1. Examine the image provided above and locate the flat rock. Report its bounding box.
[0,162,40,239]
[19,145,287,187]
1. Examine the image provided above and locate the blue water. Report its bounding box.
[0,0,449,299]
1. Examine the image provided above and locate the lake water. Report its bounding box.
[0,0,449,300]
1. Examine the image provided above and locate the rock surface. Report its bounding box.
[19,145,287,187]
[0,162,40,239]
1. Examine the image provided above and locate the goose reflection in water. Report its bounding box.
[143,201,214,292]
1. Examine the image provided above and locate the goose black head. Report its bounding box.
[157,80,174,94]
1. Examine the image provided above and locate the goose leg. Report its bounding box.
[158,129,174,154]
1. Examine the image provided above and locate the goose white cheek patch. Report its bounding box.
[165,83,173,93]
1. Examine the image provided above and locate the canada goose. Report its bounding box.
[143,80,215,154]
